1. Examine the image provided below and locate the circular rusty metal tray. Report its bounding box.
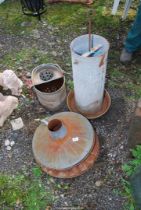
[40,133,100,178]
[32,112,95,171]
[67,90,111,119]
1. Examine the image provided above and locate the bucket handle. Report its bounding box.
[34,118,49,125]
[99,54,106,68]
[41,119,48,125]
[53,63,71,75]
[53,64,64,73]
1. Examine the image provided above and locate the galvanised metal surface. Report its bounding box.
[40,133,99,178]
[70,34,110,114]
[32,112,94,170]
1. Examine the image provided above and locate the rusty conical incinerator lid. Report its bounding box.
[32,112,95,171]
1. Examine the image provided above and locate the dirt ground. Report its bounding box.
[0,1,140,209]
[0,88,135,210]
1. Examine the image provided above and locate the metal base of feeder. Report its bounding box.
[67,89,111,119]
[41,133,100,178]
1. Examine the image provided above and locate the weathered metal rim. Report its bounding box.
[32,64,65,95]
[36,133,100,178]
[32,77,66,95]
[67,89,111,119]
[32,64,64,85]
[70,34,110,58]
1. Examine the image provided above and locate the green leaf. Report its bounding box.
[67,80,74,90]
[129,203,135,210]
[122,164,132,176]
[32,167,42,178]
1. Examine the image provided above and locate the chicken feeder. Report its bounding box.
[69,34,111,118]
[32,112,100,178]
[32,64,66,111]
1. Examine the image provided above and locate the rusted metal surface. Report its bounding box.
[88,19,92,52]
[32,64,66,111]
[41,133,100,178]
[99,54,106,67]
[32,112,95,171]
[128,99,141,148]
[67,89,111,119]
[35,77,64,93]
[48,119,62,131]
[135,100,141,117]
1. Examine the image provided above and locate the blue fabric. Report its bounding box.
[125,2,141,52]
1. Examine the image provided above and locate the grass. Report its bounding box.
[0,167,54,209]
[0,48,53,70]
[108,68,141,99]
[67,79,74,90]
[121,145,141,210]
[0,0,137,40]
[0,0,38,34]
[0,0,123,35]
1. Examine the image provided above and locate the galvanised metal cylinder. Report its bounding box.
[70,34,110,114]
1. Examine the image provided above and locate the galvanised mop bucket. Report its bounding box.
[32,64,66,111]
[70,34,109,114]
